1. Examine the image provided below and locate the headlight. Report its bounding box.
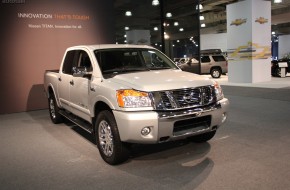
[213,81,224,101]
[116,89,152,108]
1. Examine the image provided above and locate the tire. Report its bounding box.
[210,68,222,78]
[190,130,216,143]
[95,110,129,165]
[48,94,63,124]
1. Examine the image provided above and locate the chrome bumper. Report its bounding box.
[113,98,229,144]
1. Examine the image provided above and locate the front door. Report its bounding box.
[69,50,92,121]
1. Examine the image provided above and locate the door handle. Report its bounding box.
[70,80,74,85]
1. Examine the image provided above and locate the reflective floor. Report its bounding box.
[0,83,290,190]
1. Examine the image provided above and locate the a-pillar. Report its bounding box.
[227,0,271,83]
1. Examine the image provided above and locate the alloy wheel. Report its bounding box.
[99,120,114,157]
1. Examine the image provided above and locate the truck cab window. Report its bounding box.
[77,51,93,72]
[62,50,75,74]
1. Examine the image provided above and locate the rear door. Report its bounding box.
[58,50,75,111]
[200,56,211,74]
[212,55,228,73]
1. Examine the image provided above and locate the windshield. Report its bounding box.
[94,48,179,78]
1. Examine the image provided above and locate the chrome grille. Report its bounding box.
[152,86,216,110]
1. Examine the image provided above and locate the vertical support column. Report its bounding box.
[227,0,271,83]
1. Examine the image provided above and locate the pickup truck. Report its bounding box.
[44,44,229,165]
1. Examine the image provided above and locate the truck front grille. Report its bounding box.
[152,86,216,110]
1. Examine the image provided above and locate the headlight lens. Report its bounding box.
[116,89,152,108]
[213,81,224,101]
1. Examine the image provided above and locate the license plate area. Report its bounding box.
[173,115,211,136]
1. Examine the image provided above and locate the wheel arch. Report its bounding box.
[47,85,61,108]
[210,66,222,72]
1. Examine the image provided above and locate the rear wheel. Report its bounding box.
[210,68,222,78]
[48,94,63,124]
[190,130,216,143]
[95,110,129,165]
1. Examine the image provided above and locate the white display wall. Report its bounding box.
[279,35,290,59]
[227,0,271,83]
[200,33,227,51]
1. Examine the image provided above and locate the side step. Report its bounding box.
[59,110,93,133]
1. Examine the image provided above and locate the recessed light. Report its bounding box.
[125,26,130,30]
[179,28,184,31]
[152,0,159,6]
[166,13,172,18]
[125,11,132,16]
[174,22,179,26]
[196,4,203,10]
[201,23,206,27]
[200,16,204,20]
[154,27,158,31]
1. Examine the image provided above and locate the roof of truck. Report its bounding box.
[67,44,155,51]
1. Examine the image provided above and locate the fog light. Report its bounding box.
[141,127,151,136]
[222,113,227,123]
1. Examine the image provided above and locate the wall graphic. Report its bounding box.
[228,41,271,61]
[0,0,114,114]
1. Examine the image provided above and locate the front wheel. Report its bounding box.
[190,130,216,143]
[48,94,63,124]
[210,68,222,78]
[95,110,129,165]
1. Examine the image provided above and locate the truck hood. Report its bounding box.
[108,69,214,91]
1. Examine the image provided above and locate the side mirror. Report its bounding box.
[72,67,92,79]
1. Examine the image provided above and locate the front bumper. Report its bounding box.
[113,98,229,144]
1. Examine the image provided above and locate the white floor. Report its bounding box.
[207,74,290,89]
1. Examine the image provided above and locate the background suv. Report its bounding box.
[177,49,228,78]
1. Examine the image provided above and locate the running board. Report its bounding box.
[59,110,93,133]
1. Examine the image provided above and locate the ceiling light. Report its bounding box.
[166,12,172,18]
[274,0,282,3]
[164,33,170,39]
[200,16,204,20]
[152,0,159,6]
[125,26,129,30]
[125,11,132,16]
[177,40,180,43]
[201,23,206,27]
[272,31,276,35]
[174,22,179,26]
[179,28,184,31]
[196,4,203,10]
[154,27,158,31]
[124,35,127,37]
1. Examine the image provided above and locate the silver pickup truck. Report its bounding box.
[44,44,229,165]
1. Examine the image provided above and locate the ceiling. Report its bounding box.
[114,0,290,44]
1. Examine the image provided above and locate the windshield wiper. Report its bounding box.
[148,67,172,70]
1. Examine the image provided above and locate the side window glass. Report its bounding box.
[77,51,93,72]
[62,50,75,74]
[201,56,211,63]
[212,55,226,62]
